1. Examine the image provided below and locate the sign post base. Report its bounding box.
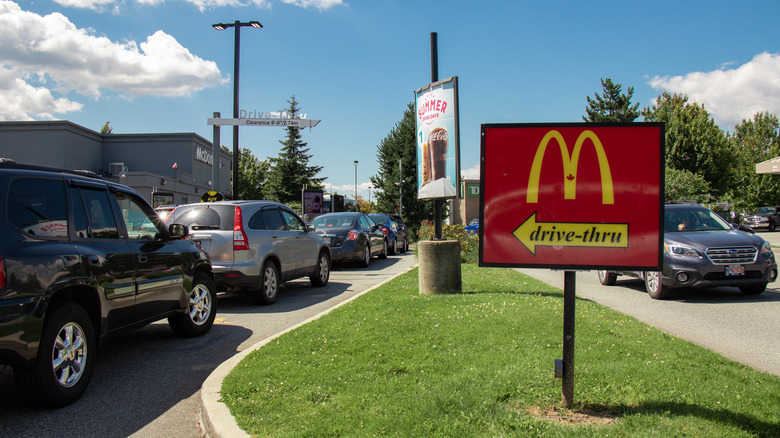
[418,240,461,295]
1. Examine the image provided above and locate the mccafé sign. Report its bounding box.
[479,123,664,270]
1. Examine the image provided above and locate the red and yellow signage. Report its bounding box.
[480,123,664,269]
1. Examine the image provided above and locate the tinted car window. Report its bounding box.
[281,210,305,231]
[248,210,266,230]
[115,192,162,241]
[8,178,68,238]
[359,215,373,229]
[78,187,119,239]
[263,208,285,230]
[171,205,233,230]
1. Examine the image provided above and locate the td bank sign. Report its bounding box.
[479,123,664,271]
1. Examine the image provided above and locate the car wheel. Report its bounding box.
[644,271,669,299]
[359,243,371,267]
[15,302,96,407]
[401,238,408,253]
[597,270,617,286]
[379,239,388,259]
[168,272,217,337]
[770,222,777,232]
[739,283,767,295]
[254,260,280,305]
[310,251,331,287]
[389,237,397,255]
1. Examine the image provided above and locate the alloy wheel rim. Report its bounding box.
[265,267,278,297]
[189,284,212,325]
[51,322,87,388]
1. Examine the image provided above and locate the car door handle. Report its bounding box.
[137,254,148,263]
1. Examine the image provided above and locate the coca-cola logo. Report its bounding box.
[429,129,448,143]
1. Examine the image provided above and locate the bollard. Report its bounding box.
[418,240,461,295]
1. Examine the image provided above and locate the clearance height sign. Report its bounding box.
[480,123,664,270]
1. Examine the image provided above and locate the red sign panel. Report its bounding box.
[479,123,664,270]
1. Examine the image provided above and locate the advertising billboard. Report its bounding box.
[303,189,324,221]
[415,77,460,200]
[480,123,664,270]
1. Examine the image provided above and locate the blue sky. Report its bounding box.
[3,1,780,200]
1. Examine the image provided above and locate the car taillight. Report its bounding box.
[348,230,358,240]
[233,206,249,250]
[0,254,5,289]
[381,227,389,235]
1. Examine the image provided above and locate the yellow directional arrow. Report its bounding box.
[513,213,629,255]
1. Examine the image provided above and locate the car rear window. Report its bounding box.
[169,205,235,231]
[7,178,68,238]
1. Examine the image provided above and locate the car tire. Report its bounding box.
[254,260,280,305]
[168,272,217,337]
[401,238,408,253]
[379,239,388,259]
[389,238,397,255]
[310,251,331,287]
[15,302,96,407]
[739,283,767,295]
[359,243,371,267]
[597,270,617,286]
[644,271,670,299]
[770,222,777,232]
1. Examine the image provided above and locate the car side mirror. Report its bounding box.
[168,223,189,239]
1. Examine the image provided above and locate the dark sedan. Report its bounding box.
[369,213,408,255]
[309,212,387,267]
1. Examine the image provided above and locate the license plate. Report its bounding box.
[726,264,745,276]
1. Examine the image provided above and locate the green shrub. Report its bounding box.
[418,219,479,263]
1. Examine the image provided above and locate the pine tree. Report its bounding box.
[265,96,325,204]
[370,103,437,235]
[583,78,640,122]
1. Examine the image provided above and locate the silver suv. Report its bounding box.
[166,201,331,304]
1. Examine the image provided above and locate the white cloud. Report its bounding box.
[53,0,115,12]
[281,0,342,11]
[0,1,224,119]
[461,163,480,180]
[50,0,338,11]
[0,67,83,120]
[648,52,780,129]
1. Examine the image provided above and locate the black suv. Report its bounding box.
[0,160,216,407]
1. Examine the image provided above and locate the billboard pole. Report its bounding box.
[431,32,442,239]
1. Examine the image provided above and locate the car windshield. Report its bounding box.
[664,207,731,232]
[310,215,355,228]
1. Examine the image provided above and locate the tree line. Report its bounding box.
[236,81,780,232]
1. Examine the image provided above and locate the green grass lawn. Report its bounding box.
[221,265,780,437]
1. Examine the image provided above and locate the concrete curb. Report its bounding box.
[199,262,419,438]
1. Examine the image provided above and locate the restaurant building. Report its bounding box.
[0,120,232,207]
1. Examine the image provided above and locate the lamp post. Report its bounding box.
[368,185,372,203]
[354,160,359,203]
[212,20,262,200]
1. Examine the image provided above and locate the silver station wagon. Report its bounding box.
[166,201,331,304]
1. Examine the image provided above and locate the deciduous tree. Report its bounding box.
[641,92,734,197]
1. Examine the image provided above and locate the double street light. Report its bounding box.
[212,20,263,199]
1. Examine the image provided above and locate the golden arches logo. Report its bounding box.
[526,130,614,204]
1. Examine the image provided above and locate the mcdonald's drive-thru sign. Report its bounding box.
[479,123,664,270]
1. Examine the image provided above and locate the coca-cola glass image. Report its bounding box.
[428,127,448,181]
[422,142,432,185]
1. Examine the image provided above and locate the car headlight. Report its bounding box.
[760,217,769,223]
[760,241,773,255]
[665,242,701,257]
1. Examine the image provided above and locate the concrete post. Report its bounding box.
[418,240,461,295]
